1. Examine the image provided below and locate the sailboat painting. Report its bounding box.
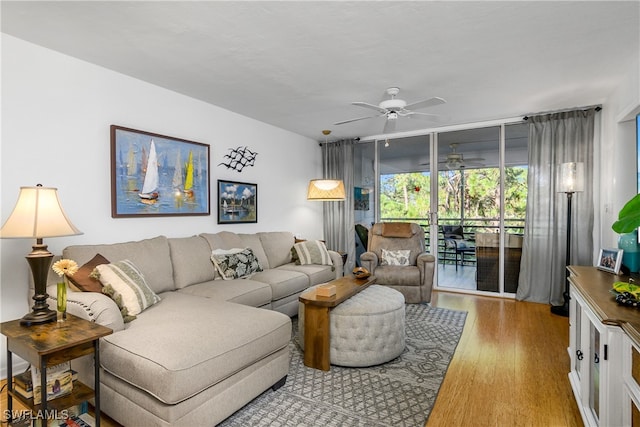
[111,125,210,218]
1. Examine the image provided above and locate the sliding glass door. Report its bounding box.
[435,123,528,294]
[353,121,529,297]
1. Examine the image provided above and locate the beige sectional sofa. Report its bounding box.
[44,231,343,427]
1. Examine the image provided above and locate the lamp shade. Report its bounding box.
[1,186,82,239]
[557,162,585,193]
[307,179,346,201]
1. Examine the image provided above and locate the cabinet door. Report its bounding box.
[571,286,624,427]
[589,321,601,422]
[622,334,640,426]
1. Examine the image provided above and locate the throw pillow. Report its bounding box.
[101,284,137,323]
[67,253,110,292]
[292,240,332,266]
[211,248,263,280]
[94,260,161,316]
[381,249,411,266]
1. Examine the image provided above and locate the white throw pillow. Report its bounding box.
[381,249,411,266]
[95,260,160,316]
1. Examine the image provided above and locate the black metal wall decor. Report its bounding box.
[218,146,258,172]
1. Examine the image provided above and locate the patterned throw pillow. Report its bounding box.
[381,249,411,266]
[211,248,263,280]
[292,240,332,266]
[94,260,161,316]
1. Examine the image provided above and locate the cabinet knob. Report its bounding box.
[576,350,584,360]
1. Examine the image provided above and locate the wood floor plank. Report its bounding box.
[428,291,583,427]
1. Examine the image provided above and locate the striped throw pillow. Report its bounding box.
[95,260,160,316]
[293,240,332,266]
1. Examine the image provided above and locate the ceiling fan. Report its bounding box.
[334,87,445,134]
[426,144,485,170]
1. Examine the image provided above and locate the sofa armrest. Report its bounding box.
[46,285,125,332]
[327,250,344,279]
[360,251,379,275]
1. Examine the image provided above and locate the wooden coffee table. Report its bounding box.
[298,275,376,370]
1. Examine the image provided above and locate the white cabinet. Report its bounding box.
[569,283,624,427]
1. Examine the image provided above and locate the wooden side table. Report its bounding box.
[298,275,375,371]
[1,314,112,426]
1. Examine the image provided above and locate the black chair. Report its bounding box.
[355,224,369,267]
[442,225,475,271]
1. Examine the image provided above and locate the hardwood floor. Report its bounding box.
[427,291,583,427]
[1,291,582,427]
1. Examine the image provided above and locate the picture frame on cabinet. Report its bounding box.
[110,125,210,218]
[596,248,623,274]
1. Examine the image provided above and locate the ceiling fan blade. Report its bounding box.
[352,101,388,114]
[383,118,397,134]
[404,96,446,110]
[334,115,379,125]
[406,111,441,121]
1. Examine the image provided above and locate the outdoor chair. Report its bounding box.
[442,225,476,271]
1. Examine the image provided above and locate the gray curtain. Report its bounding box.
[517,109,596,304]
[322,139,356,274]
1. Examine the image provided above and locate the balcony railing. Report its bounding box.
[379,216,525,266]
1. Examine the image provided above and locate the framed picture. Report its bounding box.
[354,187,370,211]
[110,125,210,218]
[217,180,257,224]
[596,248,624,274]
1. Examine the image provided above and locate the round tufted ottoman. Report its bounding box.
[299,284,405,367]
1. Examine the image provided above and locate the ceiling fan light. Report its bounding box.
[387,111,398,120]
[446,159,462,170]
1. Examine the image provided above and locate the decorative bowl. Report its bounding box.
[352,267,371,279]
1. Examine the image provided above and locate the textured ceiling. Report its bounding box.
[2,1,638,142]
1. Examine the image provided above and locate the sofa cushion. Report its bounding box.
[99,292,291,405]
[211,248,263,280]
[168,236,216,289]
[63,236,174,294]
[258,232,295,269]
[277,263,336,286]
[238,233,270,270]
[177,278,271,307]
[95,260,161,316]
[249,268,309,300]
[67,253,109,292]
[200,231,244,251]
[373,265,421,287]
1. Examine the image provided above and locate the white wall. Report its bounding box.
[0,35,324,376]
[599,51,640,248]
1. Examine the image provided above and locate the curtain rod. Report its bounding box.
[319,104,603,144]
[523,105,602,121]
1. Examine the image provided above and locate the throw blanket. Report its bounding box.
[381,222,414,238]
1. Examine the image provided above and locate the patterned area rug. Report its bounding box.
[220,304,467,427]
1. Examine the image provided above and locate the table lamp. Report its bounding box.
[551,162,584,317]
[307,179,346,201]
[0,185,82,325]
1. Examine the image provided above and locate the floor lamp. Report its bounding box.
[551,162,584,317]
